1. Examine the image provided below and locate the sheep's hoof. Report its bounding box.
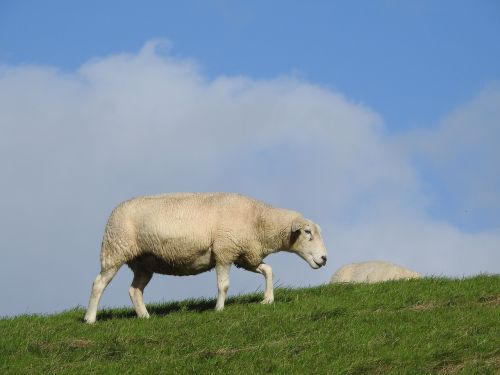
[84,317,96,324]
[261,297,274,304]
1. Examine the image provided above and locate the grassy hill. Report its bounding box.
[1,275,499,374]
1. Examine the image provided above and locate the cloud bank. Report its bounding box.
[1,41,498,316]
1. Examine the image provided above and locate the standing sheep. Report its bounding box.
[330,261,421,283]
[84,193,328,324]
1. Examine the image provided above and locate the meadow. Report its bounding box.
[1,275,498,374]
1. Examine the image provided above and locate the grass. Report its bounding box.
[1,275,499,374]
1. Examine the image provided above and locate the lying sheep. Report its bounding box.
[84,193,328,324]
[330,261,421,283]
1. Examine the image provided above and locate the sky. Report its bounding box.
[0,1,499,317]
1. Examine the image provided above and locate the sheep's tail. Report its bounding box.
[99,199,144,270]
[99,226,136,271]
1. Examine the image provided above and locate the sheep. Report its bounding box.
[84,193,328,324]
[330,261,421,283]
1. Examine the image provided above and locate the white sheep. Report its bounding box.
[84,193,328,323]
[330,261,421,283]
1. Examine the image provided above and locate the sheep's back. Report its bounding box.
[331,261,421,283]
[110,193,260,251]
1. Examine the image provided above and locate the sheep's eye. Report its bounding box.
[304,229,312,236]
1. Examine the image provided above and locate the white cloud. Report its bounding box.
[0,41,498,316]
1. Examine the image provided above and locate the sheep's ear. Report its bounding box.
[291,220,302,232]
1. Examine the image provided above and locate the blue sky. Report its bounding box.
[0,1,499,316]
[2,1,499,130]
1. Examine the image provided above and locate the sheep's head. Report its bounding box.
[288,218,328,269]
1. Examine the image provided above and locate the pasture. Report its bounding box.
[1,275,498,374]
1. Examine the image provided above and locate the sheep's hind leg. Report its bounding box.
[84,265,121,324]
[129,268,153,319]
[215,263,231,311]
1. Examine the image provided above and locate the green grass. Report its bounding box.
[1,275,499,374]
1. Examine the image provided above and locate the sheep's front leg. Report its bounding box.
[242,262,274,304]
[215,263,231,311]
[256,263,274,304]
